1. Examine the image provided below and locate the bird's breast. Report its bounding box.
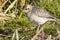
[27,14,49,25]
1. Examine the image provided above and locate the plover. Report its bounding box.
[23,4,56,31]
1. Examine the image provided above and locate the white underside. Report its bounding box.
[30,14,54,25]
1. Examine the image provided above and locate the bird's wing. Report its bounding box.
[31,6,55,19]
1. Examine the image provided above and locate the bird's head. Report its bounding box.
[23,5,33,13]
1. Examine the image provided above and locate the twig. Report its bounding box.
[2,0,8,7]
[56,29,60,40]
[4,0,17,13]
[46,35,52,40]
[31,27,43,40]
[0,16,13,21]
[16,29,19,40]
[0,34,11,37]
[41,29,44,40]
[15,26,36,32]
[0,12,8,16]
[20,0,25,8]
[21,37,25,40]
[12,32,15,40]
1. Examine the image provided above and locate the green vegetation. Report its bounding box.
[0,0,60,40]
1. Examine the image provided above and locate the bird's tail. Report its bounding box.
[54,18,60,25]
[48,18,60,25]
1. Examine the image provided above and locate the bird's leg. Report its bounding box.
[36,25,40,33]
[36,25,45,40]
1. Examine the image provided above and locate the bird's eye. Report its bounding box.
[25,8,27,10]
[28,8,29,9]
[25,8,29,10]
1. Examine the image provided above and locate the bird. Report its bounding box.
[23,4,56,32]
[23,4,60,40]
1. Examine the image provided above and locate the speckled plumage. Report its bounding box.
[23,5,55,25]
